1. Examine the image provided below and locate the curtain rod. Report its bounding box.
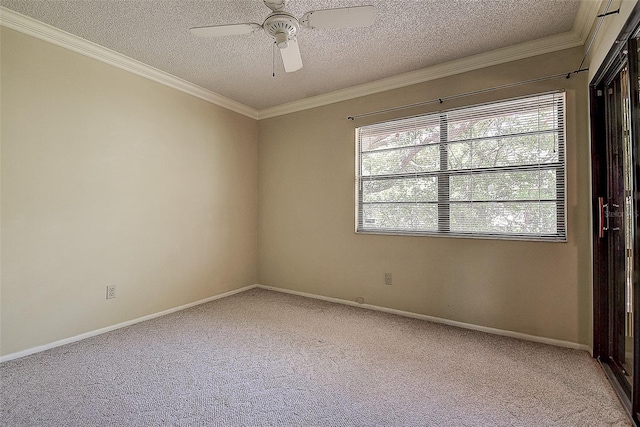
[346,69,588,121]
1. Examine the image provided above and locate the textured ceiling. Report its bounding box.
[1,0,584,111]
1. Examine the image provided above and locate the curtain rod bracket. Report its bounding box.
[597,9,620,18]
[567,68,588,79]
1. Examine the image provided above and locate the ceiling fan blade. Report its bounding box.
[300,5,374,29]
[279,38,303,72]
[190,23,262,38]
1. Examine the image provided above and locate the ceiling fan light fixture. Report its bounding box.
[274,32,289,49]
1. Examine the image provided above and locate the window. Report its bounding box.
[356,91,566,241]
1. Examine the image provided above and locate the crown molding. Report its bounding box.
[0,7,259,120]
[258,29,585,119]
[1,5,598,122]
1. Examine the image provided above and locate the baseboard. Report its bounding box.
[0,284,258,363]
[2,283,591,363]
[256,284,591,353]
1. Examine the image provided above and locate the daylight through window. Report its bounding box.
[356,91,566,241]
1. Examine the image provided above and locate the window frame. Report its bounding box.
[355,91,567,242]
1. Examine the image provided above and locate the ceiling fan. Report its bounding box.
[190,0,375,73]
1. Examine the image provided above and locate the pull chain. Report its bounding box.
[272,42,276,77]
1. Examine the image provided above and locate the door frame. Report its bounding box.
[591,4,640,423]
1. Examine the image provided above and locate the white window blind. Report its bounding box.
[356,91,566,241]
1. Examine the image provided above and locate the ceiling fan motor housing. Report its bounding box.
[263,12,299,48]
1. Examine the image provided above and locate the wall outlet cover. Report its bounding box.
[106,285,116,299]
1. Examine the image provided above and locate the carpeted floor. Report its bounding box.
[0,288,632,426]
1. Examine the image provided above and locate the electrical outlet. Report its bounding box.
[384,273,392,285]
[106,285,116,300]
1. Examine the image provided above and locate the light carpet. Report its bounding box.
[0,288,632,426]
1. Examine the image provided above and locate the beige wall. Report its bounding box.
[0,28,258,356]
[4,1,636,357]
[258,47,592,346]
